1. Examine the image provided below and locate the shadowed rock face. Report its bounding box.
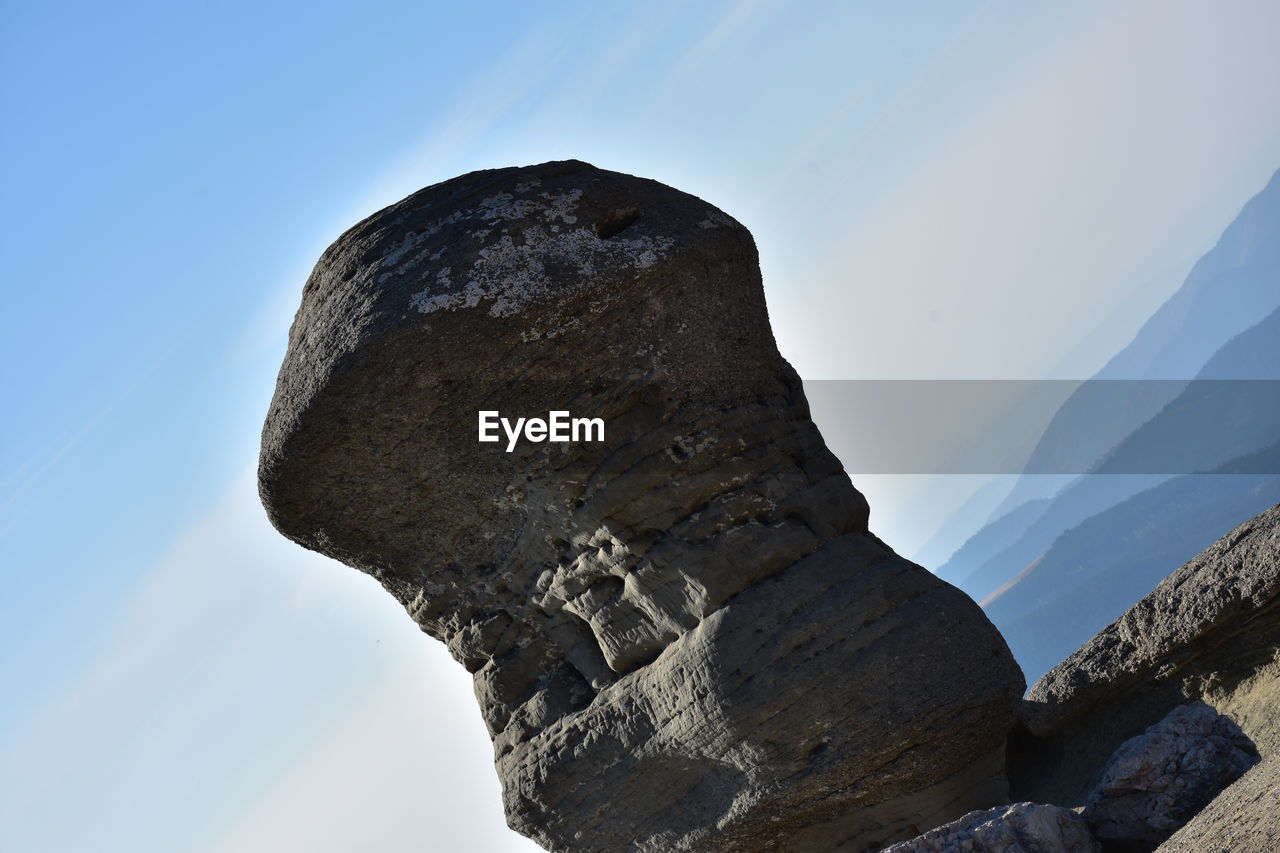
[259,160,1024,852]
[1083,702,1259,851]
[1156,754,1280,853]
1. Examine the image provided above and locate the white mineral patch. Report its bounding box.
[475,192,541,223]
[409,188,674,318]
[536,189,582,225]
[381,209,465,268]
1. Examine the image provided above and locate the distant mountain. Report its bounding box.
[1096,168,1280,380]
[1198,302,1280,379]
[988,442,1280,683]
[936,169,1280,601]
[1093,306,1280,476]
[930,495,1049,587]
[953,475,1167,602]
[977,302,1280,680]
[960,294,1280,637]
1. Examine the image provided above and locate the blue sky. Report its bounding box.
[2,1,1278,850]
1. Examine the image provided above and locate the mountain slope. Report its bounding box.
[1096,168,1280,380]
[989,442,1280,683]
[1094,305,1280,476]
[936,170,1280,599]
[987,309,1280,679]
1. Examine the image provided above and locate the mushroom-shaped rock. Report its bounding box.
[259,160,1025,852]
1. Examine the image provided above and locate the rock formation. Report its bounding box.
[889,701,1265,852]
[259,160,1025,851]
[1082,702,1259,851]
[1155,754,1279,852]
[1010,503,1280,808]
[879,802,1099,853]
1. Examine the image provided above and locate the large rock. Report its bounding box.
[1155,754,1280,853]
[259,160,1025,851]
[1082,702,1259,851]
[880,802,1099,853]
[1011,503,1280,807]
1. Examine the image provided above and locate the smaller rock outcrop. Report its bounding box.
[1010,503,1280,806]
[1155,754,1280,852]
[1082,702,1258,851]
[880,802,1099,853]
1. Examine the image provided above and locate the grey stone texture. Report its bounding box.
[1010,503,1280,808]
[1155,754,1280,853]
[879,802,1100,853]
[1083,701,1258,851]
[259,160,1025,851]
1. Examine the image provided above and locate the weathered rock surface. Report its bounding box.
[880,802,1099,853]
[1010,503,1280,808]
[1082,702,1258,851]
[259,160,1025,851]
[1155,754,1280,853]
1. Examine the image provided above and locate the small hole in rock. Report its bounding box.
[595,207,639,238]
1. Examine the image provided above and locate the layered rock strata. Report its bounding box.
[259,160,1025,851]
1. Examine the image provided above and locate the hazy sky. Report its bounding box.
[3,1,1278,850]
